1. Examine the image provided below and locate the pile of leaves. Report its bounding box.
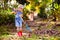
[34,29,60,37]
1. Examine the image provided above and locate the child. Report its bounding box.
[26,11,34,37]
[12,5,24,36]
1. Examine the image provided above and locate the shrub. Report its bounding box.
[0,8,15,25]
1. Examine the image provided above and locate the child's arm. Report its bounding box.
[11,11,16,14]
[11,8,17,14]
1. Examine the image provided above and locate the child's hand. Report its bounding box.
[11,11,16,14]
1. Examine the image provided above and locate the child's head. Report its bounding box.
[29,11,34,14]
[18,4,24,12]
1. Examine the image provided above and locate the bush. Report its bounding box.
[38,6,47,19]
[0,8,15,25]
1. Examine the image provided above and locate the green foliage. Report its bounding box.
[0,0,60,24]
[0,26,9,36]
[30,6,35,11]
[23,8,29,20]
[54,3,59,9]
[0,8,14,25]
[38,6,47,19]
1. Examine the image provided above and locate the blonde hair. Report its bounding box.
[18,4,24,9]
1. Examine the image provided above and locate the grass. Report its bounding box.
[0,34,60,40]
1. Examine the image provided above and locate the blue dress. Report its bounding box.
[15,11,23,27]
